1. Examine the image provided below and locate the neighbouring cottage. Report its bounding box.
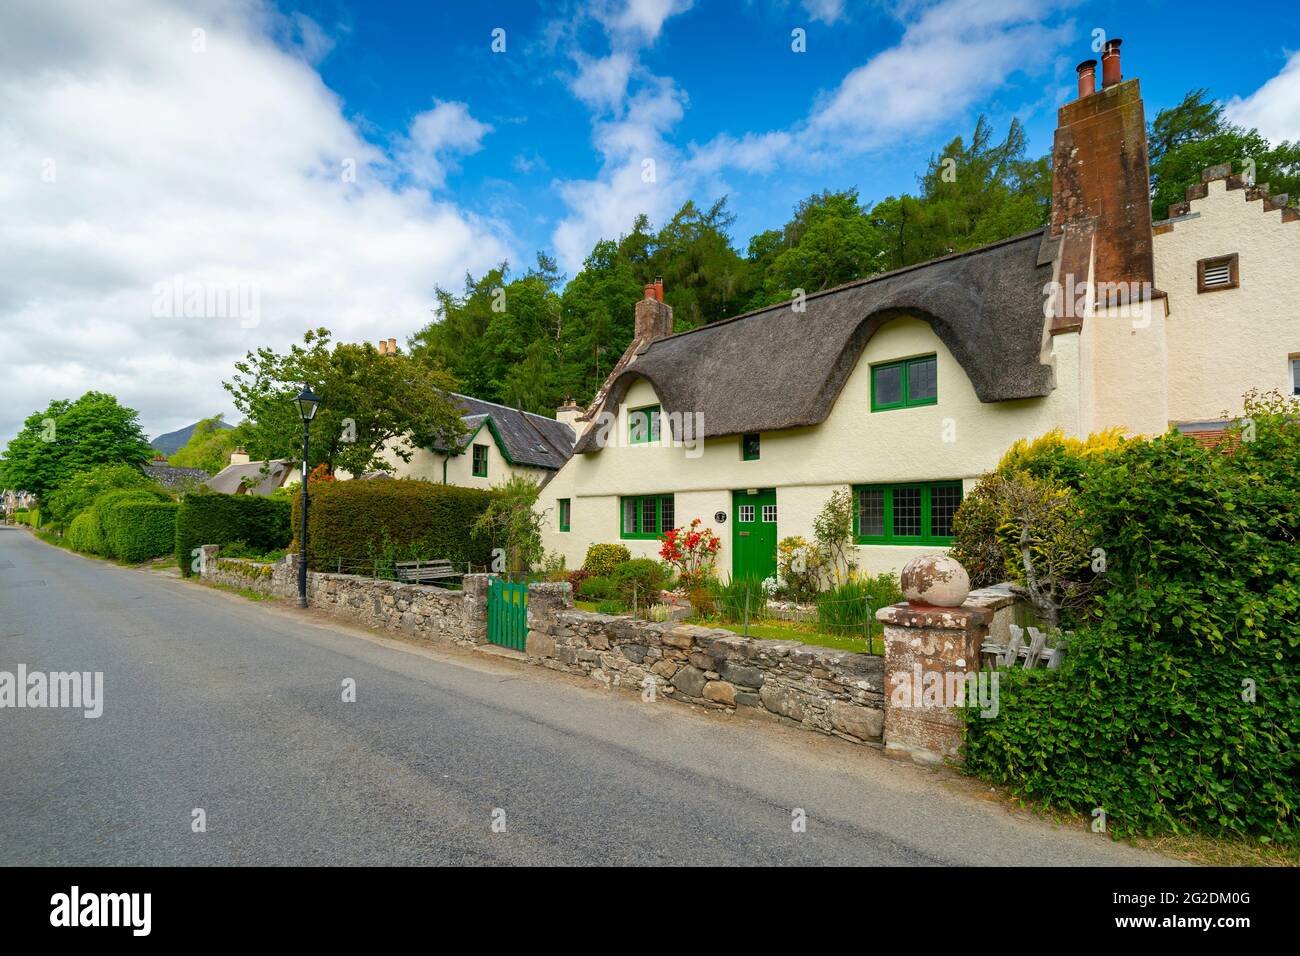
[141,454,211,490]
[204,448,298,496]
[352,338,577,489]
[540,39,1299,580]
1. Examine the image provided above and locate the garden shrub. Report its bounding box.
[45,463,159,528]
[104,500,179,562]
[815,573,903,638]
[292,479,494,572]
[964,395,1299,841]
[582,543,631,577]
[66,511,106,555]
[577,576,615,600]
[609,558,668,606]
[94,487,170,559]
[711,575,767,624]
[175,491,292,575]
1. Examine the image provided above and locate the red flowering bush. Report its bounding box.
[659,518,721,590]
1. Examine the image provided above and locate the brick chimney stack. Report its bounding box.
[1050,37,1154,293]
[634,276,672,341]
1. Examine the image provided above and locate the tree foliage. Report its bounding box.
[224,328,465,476]
[0,392,153,501]
[1149,88,1300,220]
[169,416,247,474]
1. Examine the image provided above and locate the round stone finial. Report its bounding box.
[900,554,970,608]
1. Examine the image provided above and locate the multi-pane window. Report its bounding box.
[739,504,755,523]
[742,433,761,460]
[558,498,571,532]
[472,443,488,477]
[854,482,963,544]
[620,494,675,539]
[872,355,938,411]
[761,504,777,523]
[629,405,661,444]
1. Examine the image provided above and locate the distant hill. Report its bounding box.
[150,418,233,456]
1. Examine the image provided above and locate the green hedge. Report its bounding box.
[14,508,41,528]
[104,500,178,562]
[66,511,105,554]
[963,403,1299,842]
[175,491,292,576]
[292,479,496,572]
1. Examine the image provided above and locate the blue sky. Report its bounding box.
[1,0,1298,446]
[290,0,1300,274]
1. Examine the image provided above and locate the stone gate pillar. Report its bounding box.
[461,574,492,645]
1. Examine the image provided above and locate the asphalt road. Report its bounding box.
[0,526,1173,866]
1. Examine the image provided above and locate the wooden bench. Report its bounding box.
[394,560,461,585]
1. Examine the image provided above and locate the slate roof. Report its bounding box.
[142,463,211,489]
[432,394,575,471]
[575,228,1057,452]
[204,459,293,496]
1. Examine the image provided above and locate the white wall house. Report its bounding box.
[367,393,576,491]
[540,39,1299,583]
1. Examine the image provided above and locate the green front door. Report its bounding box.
[731,489,777,582]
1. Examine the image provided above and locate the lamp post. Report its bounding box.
[295,385,321,608]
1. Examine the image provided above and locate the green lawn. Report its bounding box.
[699,619,883,654]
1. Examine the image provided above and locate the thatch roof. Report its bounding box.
[204,459,293,496]
[574,228,1057,452]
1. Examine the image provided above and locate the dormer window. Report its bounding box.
[1197,253,1239,293]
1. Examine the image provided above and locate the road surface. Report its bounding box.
[0,526,1172,866]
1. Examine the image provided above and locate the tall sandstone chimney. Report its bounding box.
[1050,38,1154,295]
[634,276,672,341]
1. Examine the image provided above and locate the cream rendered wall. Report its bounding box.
[540,315,1082,578]
[1077,293,1170,436]
[1154,178,1300,422]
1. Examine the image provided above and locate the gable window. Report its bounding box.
[872,355,938,411]
[741,433,761,461]
[629,405,661,444]
[558,498,571,533]
[471,443,488,477]
[854,482,963,544]
[620,494,675,539]
[1197,253,1239,293]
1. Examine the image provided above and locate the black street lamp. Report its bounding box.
[295,384,321,608]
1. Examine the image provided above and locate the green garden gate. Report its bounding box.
[487,578,528,651]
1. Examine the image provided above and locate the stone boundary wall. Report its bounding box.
[525,583,886,744]
[198,547,489,648]
[198,547,1018,755]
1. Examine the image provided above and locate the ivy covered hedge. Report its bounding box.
[175,491,292,576]
[963,394,1299,841]
[292,479,495,572]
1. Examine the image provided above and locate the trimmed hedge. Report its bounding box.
[13,508,41,528]
[175,491,292,576]
[963,401,1299,842]
[67,511,105,554]
[292,479,495,572]
[105,500,178,562]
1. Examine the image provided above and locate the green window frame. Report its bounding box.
[741,433,760,461]
[628,404,661,444]
[471,443,488,477]
[619,494,674,539]
[871,355,938,411]
[558,498,571,532]
[853,481,963,544]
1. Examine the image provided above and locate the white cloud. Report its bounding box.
[801,0,846,24]
[570,52,635,112]
[549,0,1072,272]
[595,0,694,42]
[0,0,511,447]
[1224,50,1300,145]
[399,100,492,188]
